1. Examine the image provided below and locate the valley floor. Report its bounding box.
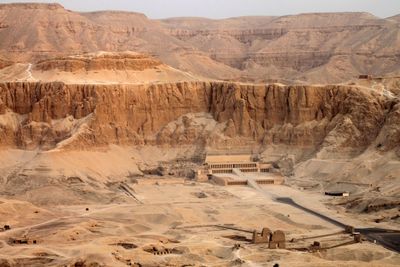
[1,178,399,266]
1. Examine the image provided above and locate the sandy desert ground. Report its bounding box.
[0,144,399,267]
[1,176,399,267]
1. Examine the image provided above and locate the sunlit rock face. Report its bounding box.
[0,81,398,153]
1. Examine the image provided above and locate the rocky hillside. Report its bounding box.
[0,52,202,84]
[0,81,398,156]
[0,3,399,83]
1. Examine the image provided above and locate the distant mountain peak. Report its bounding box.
[0,2,64,10]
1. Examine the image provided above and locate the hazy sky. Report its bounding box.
[1,0,399,18]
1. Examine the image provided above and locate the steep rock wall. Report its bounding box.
[35,53,162,72]
[0,81,397,152]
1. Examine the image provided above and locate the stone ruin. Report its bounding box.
[252,227,286,249]
[248,225,362,252]
[252,227,272,244]
[353,233,362,243]
[269,230,286,249]
[309,241,322,252]
[307,231,362,252]
[143,244,186,256]
[9,237,37,245]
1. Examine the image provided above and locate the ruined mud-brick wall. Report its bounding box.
[0,81,398,151]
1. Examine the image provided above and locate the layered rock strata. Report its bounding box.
[0,3,399,83]
[0,81,398,152]
[34,53,161,72]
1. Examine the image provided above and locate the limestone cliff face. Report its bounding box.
[0,81,398,152]
[35,53,162,72]
[208,83,391,149]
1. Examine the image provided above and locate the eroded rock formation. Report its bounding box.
[0,3,399,83]
[34,52,162,72]
[0,81,398,153]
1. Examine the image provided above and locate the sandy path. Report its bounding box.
[26,63,34,80]
[15,63,36,82]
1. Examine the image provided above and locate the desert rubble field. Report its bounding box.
[0,146,399,266]
[0,2,400,267]
[0,174,399,267]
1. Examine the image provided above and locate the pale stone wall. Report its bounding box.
[205,154,251,163]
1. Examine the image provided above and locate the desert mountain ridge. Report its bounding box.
[0,3,399,83]
[0,51,204,84]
